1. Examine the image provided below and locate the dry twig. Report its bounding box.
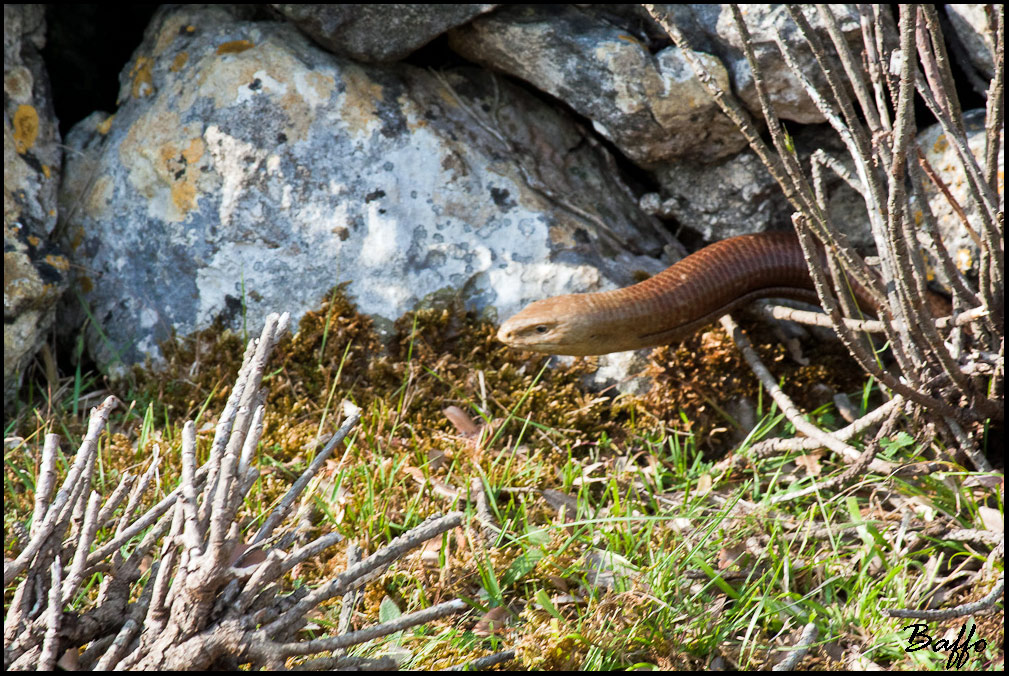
[3,314,471,670]
[645,4,1003,474]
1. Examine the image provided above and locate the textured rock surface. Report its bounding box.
[58,5,673,374]
[4,5,68,406]
[449,5,747,167]
[271,4,497,63]
[815,109,1003,279]
[657,4,863,124]
[643,150,786,239]
[945,4,997,79]
[642,125,859,243]
[914,109,1003,282]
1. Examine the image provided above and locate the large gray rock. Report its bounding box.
[4,4,68,407]
[449,5,747,167]
[271,4,497,63]
[656,4,863,124]
[58,5,673,375]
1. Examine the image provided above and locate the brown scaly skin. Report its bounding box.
[498,232,878,356]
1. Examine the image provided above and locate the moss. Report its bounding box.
[643,316,872,459]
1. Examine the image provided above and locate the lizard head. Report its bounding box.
[497,294,634,356]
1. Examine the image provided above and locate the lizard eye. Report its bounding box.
[535,325,549,334]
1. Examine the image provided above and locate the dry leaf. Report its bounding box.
[404,466,426,484]
[549,593,584,606]
[473,606,511,637]
[420,537,442,570]
[962,475,1003,489]
[795,451,824,477]
[717,545,748,571]
[847,650,885,671]
[541,489,578,515]
[427,448,448,471]
[571,462,607,487]
[582,549,640,592]
[545,574,569,592]
[443,405,480,437]
[429,477,461,501]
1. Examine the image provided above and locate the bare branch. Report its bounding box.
[38,561,63,671]
[772,621,818,671]
[252,401,361,546]
[886,573,1004,620]
[5,396,118,586]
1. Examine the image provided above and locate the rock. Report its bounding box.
[58,5,673,376]
[449,4,747,167]
[914,109,1003,285]
[644,125,855,243]
[4,4,68,407]
[945,5,997,80]
[656,4,863,124]
[643,149,787,239]
[271,4,497,63]
[806,108,1003,287]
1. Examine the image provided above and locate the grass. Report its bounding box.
[4,289,1003,670]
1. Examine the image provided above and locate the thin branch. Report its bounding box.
[179,421,202,552]
[719,314,876,468]
[643,7,795,207]
[785,5,886,225]
[444,649,518,671]
[95,619,140,670]
[116,443,162,536]
[252,402,361,546]
[200,338,257,531]
[145,507,185,631]
[30,435,61,536]
[857,5,893,133]
[38,561,63,671]
[885,573,1004,620]
[261,598,469,659]
[944,417,993,472]
[95,472,135,531]
[61,491,102,605]
[816,5,882,136]
[772,621,818,671]
[85,465,207,569]
[794,218,972,422]
[291,655,399,671]
[5,396,118,586]
[983,6,1004,193]
[263,512,465,637]
[919,6,963,129]
[769,401,902,504]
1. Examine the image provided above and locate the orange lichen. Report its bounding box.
[97,115,115,135]
[216,39,254,55]
[129,57,155,99]
[170,52,189,72]
[13,104,39,154]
